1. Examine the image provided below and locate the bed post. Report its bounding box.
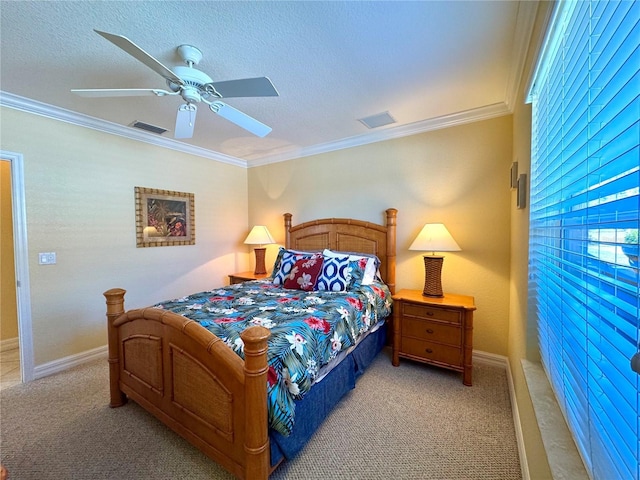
[104,288,127,408]
[385,208,398,295]
[284,213,292,249]
[241,326,271,480]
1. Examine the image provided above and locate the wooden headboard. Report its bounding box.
[284,208,397,294]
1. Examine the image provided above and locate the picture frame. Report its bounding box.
[135,186,195,247]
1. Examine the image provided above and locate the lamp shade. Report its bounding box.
[244,225,275,275]
[243,225,275,246]
[409,223,460,297]
[409,223,461,253]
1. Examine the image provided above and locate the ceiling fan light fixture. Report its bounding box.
[74,30,276,140]
[180,85,202,104]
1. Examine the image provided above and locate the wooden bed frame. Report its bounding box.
[103,208,397,480]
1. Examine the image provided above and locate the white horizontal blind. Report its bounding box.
[529,1,639,479]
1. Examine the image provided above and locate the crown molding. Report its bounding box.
[1,91,511,170]
[504,0,540,111]
[247,102,511,167]
[0,91,247,167]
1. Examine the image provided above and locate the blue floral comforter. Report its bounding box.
[153,279,392,436]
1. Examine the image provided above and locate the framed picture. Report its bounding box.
[135,187,195,247]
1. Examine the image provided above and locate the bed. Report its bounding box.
[103,208,397,479]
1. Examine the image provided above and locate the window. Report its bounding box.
[528,1,639,479]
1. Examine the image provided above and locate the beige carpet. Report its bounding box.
[0,348,521,479]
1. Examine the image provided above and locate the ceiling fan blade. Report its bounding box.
[175,103,197,139]
[207,77,279,98]
[71,88,172,98]
[94,30,184,87]
[209,101,272,137]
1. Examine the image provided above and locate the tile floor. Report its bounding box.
[0,347,21,390]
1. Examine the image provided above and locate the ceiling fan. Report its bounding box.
[71,30,279,139]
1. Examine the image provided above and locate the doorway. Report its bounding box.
[0,159,19,388]
[0,151,34,385]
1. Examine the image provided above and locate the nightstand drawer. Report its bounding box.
[403,303,461,324]
[402,317,462,345]
[400,337,462,366]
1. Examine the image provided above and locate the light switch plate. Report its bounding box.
[38,252,56,265]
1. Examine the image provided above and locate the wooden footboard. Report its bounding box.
[104,288,272,480]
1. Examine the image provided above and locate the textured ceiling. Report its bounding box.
[0,1,537,166]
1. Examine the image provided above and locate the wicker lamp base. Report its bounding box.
[253,247,267,275]
[422,255,444,297]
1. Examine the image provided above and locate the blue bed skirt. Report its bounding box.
[269,322,388,467]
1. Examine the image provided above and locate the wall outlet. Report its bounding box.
[38,252,56,265]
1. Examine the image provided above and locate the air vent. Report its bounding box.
[358,111,396,129]
[130,121,167,135]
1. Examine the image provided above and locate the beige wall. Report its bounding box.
[248,115,513,356]
[510,94,552,480]
[1,160,19,342]
[508,2,555,478]
[0,107,250,365]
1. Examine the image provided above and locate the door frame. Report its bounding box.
[2,150,34,382]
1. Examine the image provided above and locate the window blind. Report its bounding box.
[529,1,639,479]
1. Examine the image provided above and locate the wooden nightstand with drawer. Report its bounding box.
[392,289,476,386]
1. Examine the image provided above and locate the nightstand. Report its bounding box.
[228,271,270,285]
[392,289,476,386]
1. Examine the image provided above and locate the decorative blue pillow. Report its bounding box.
[273,250,313,285]
[316,254,351,291]
[323,249,380,287]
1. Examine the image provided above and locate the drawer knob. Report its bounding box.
[426,328,434,334]
[425,348,433,354]
[427,311,434,316]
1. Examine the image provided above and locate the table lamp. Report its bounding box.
[409,223,461,297]
[244,225,275,275]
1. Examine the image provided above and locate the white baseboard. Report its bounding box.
[474,350,530,480]
[473,349,508,368]
[0,337,19,352]
[33,344,108,380]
